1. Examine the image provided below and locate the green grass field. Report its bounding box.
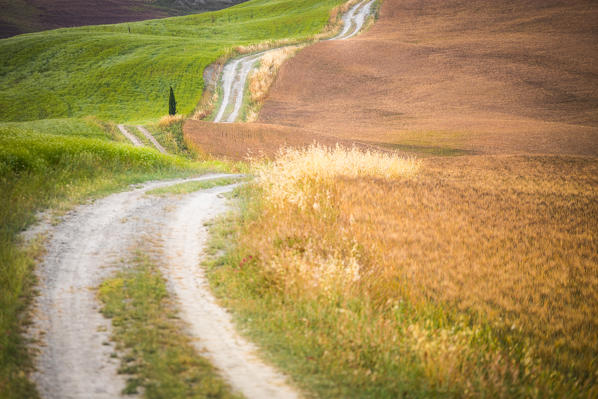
[0,0,344,124]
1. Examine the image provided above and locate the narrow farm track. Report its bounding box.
[164,186,300,399]
[117,124,142,147]
[332,0,376,40]
[26,174,248,399]
[212,0,376,123]
[137,125,167,153]
[117,124,167,153]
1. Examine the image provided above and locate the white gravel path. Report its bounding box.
[163,185,300,399]
[26,174,236,399]
[333,0,376,40]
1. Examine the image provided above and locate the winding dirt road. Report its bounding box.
[164,185,299,399]
[212,0,376,123]
[332,0,376,40]
[26,174,301,399]
[26,2,380,397]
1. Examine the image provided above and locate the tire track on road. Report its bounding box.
[117,124,143,147]
[137,125,167,154]
[117,124,168,154]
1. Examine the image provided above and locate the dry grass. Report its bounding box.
[232,148,598,396]
[158,114,185,128]
[246,46,304,122]
[254,144,419,210]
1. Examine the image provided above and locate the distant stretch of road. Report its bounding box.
[212,0,376,123]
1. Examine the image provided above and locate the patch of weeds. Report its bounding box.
[145,176,246,196]
[98,253,240,398]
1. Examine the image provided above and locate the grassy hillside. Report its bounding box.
[0,0,247,38]
[0,0,344,123]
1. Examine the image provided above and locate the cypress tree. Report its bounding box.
[168,86,177,116]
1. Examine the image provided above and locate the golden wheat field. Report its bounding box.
[231,146,598,396]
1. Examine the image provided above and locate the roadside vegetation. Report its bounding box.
[205,145,598,398]
[148,116,198,158]
[245,45,305,122]
[99,253,241,398]
[0,0,356,396]
[146,176,245,196]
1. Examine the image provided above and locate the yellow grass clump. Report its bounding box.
[253,144,420,210]
[249,46,303,105]
[158,114,184,128]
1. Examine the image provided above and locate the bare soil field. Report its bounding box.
[0,0,244,38]
[253,0,598,156]
[185,120,376,160]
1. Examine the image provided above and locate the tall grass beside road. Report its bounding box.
[205,146,598,398]
[0,124,225,398]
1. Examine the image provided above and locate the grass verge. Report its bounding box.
[146,116,198,158]
[203,145,598,398]
[146,176,246,196]
[99,253,241,398]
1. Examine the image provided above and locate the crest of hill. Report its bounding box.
[0,0,248,38]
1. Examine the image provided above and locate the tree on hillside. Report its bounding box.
[169,86,177,116]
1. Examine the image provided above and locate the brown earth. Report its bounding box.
[0,0,245,38]
[248,0,598,157]
[184,120,383,160]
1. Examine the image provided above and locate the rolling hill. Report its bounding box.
[0,0,247,38]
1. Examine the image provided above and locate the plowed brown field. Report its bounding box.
[253,0,598,156]
[184,120,382,160]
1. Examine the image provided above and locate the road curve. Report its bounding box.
[213,53,263,123]
[163,185,299,399]
[332,0,376,40]
[212,0,376,123]
[26,174,261,399]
